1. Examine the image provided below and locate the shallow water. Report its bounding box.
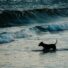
[0,28,68,68]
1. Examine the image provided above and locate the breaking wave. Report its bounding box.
[0,7,68,44]
[30,23,68,33]
[0,22,68,44]
[0,32,14,44]
[0,8,68,27]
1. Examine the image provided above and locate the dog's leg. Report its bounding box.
[43,48,49,53]
[53,46,56,51]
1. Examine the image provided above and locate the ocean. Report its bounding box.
[0,1,68,68]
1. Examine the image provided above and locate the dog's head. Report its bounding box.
[38,42,44,46]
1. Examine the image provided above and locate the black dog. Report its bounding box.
[38,40,57,52]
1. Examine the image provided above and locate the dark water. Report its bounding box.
[0,8,68,44]
[0,8,68,27]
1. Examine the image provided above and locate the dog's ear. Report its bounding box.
[41,42,43,43]
[38,42,43,46]
[40,42,44,44]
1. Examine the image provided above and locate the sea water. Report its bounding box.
[0,2,68,68]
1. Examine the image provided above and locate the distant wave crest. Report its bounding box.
[30,23,68,33]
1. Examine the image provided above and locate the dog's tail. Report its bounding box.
[55,39,57,45]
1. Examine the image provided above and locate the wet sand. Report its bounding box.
[0,37,68,68]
